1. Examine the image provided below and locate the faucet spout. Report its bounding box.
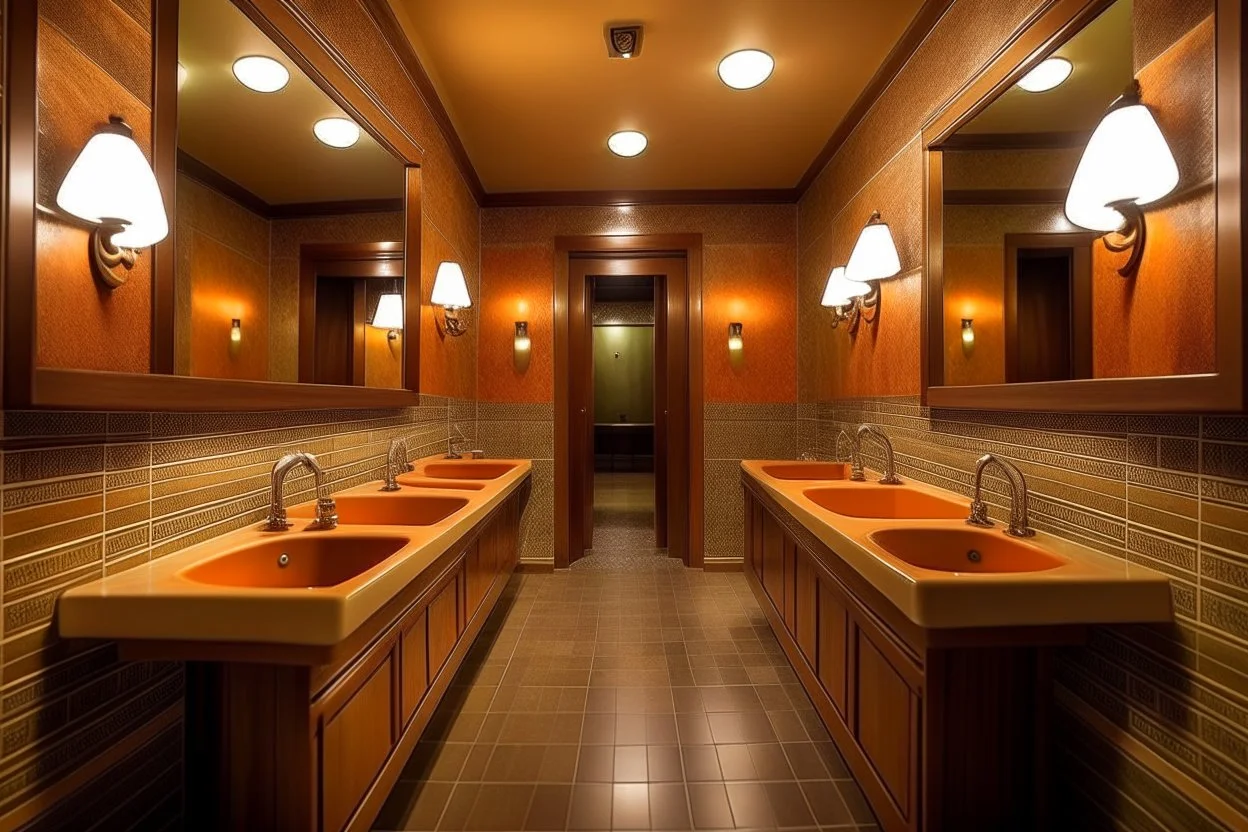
[854,424,902,485]
[266,452,337,531]
[967,453,1034,537]
[382,437,412,491]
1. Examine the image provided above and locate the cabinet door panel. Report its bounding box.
[401,610,428,724]
[817,578,849,717]
[322,656,394,832]
[427,578,458,680]
[761,510,785,613]
[794,552,817,667]
[782,535,797,632]
[855,629,916,818]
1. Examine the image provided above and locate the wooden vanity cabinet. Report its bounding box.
[742,479,1082,832]
[173,482,529,832]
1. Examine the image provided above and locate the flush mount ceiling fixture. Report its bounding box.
[231,55,289,93]
[605,24,643,59]
[717,49,775,90]
[1015,56,1072,92]
[608,130,648,157]
[313,117,361,148]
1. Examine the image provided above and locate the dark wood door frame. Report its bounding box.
[555,235,704,570]
[1003,231,1097,382]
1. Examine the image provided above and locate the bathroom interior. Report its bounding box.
[0,0,1244,829]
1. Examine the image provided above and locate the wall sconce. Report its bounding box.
[230,319,242,344]
[961,318,975,349]
[431,261,471,337]
[514,321,530,353]
[727,322,744,352]
[823,212,902,333]
[1064,81,1178,278]
[54,116,169,289]
[371,293,404,341]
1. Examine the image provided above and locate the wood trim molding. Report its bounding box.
[794,0,955,196]
[934,130,1091,150]
[483,188,798,208]
[942,188,1068,205]
[356,0,486,204]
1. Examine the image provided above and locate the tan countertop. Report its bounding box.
[741,459,1172,629]
[58,457,531,647]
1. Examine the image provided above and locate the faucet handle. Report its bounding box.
[314,497,338,530]
[264,508,292,532]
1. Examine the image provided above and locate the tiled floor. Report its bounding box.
[374,563,879,831]
[592,473,657,551]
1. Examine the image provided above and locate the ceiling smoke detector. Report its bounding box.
[605,24,643,59]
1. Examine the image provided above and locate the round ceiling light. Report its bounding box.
[314,117,361,148]
[717,49,775,90]
[231,55,289,93]
[1016,57,1073,92]
[607,130,648,158]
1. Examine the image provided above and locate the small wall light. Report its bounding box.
[54,116,169,289]
[230,318,242,344]
[961,318,975,349]
[431,261,471,337]
[1064,81,1178,277]
[727,322,744,352]
[824,211,902,334]
[371,292,403,341]
[514,321,531,353]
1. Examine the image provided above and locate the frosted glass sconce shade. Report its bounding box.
[844,212,902,283]
[432,262,471,337]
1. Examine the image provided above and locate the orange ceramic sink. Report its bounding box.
[422,461,517,480]
[183,535,409,589]
[396,476,486,491]
[869,527,1067,574]
[804,486,967,519]
[290,493,468,526]
[761,461,852,480]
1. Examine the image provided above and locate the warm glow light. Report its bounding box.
[727,322,744,352]
[514,321,531,353]
[431,262,472,308]
[313,117,361,148]
[1016,57,1072,92]
[1065,96,1179,232]
[961,318,975,347]
[820,266,869,307]
[607,130,648,157]
[55,119,169,248]
[177,63,188,90]
[371,293,404,330]
[231,55,289,93]
[230,318,242,344]
[717,49,774,90]
[845,213,902,283]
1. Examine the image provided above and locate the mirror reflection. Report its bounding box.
[174,0,407,386]
[936,0,1216,387]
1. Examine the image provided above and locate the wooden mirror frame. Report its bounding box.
[920,0,1244,412]
[2,0,424,411]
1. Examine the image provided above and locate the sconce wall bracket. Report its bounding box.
[438,307,469,338]
[830,281,881,334]
[91,220,139,289]
[1103,199,1145,278]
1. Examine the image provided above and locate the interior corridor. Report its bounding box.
[592,473,658,553]
[374,565,879,831]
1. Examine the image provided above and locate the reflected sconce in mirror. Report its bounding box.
[514,321,531,354]
[1064,82,1178,278]
[54,116,169,289]
[825,212,902,333]
[727,322,744,352]
[431,261,471,337]
[230,319,242,344]
[961,318,974,350]
[371,293,404,341]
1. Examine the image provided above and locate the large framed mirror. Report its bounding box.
[922,0,1243,411]
[5,0,425,410]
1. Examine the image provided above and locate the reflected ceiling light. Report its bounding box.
[607,130,648,157]
[55,116,169,289]
[717,49,775,90]
[432,261,472,337]
[829,212,904,334]
[177,63,188,90]
[231,55,289,93]
[1064,82,1179,277]
[313,117,361,148]
[371,293,404,340]
[1016,57,1072,92]
[819,266,869,308]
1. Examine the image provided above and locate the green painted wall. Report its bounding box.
[593,325,654,423]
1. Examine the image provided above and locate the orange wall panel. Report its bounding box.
[478,244,554,403]
[187,232,269,381]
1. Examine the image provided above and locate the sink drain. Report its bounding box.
[966,549,982,563]
[277,553,290,568]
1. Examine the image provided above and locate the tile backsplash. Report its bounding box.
[0,398,471,827]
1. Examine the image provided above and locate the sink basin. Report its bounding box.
[291,493,468,526]
[422,461,517,480]
[761,462,852,480]
[870,528,1067,574]
[804,486,967,519]
[395,474,486,491]
[182,535,409,589]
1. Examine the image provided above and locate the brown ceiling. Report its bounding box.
[178,0,404,206]
[385,0,926,193]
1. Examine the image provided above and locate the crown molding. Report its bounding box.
[482,188,799,208]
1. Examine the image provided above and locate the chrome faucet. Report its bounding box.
[967,454,1034,538]
[446,423,468,459]
[265,452,337,531]
[852,424,902,485]
[381,437,414,492]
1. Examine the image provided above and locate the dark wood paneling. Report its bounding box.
[426,576,459,678]
[321,656,394,832]
[817,577,849,718]
[794,552,817,666]
[856,630,916,820]
[400,610,428,725]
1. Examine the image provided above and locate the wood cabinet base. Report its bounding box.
[172,485,527,832]
[744,480,1082,832]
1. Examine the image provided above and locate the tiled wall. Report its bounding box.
[796,0,1244,826]
[478,205,799,565]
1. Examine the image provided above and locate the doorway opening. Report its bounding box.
[555,235,704,570]
[1004,232,1096,383]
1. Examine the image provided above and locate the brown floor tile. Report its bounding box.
[614,746,649,783]
[725,782,775,828]
[648,783,692,830]
[802,781,853,827]
[569,784,613,830]
[375,780,452,831]
[647,746,683,783]
[682,746,722,782]
[612,783,649,829]
[465,784,534,830]
[714,745,756,781]
[526,784,573,831]
[578,745,616,783]
[748,744,794,781]
[688,783,734,829]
